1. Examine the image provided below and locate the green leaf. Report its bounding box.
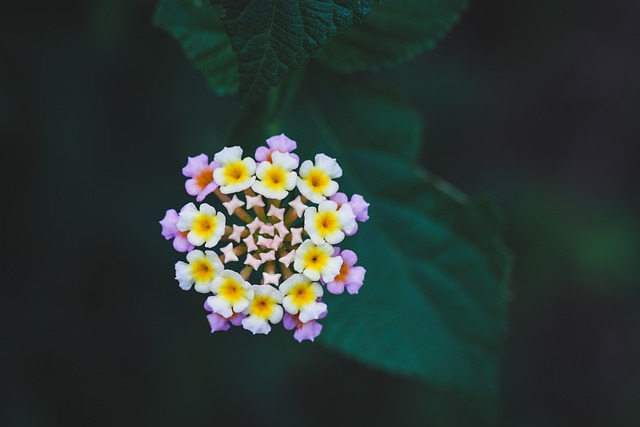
[154,0,238,95]
[234,70,511,417]
[316,0,470,72]
[219,0,375,105]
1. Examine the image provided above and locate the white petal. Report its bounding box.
[299,301,328,323]
[214,146,242,165]
[194,282,212,293]
[269,304,284,324]
[298,160,313,178]
[314,153,342,178]
[272,151,299,170]
[206,296,232,318]
[321,255,343,283]
[242,316,271,335]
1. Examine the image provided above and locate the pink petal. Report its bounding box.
[182,154,210,178]
[339,249,358,267]
[206,313,231,333]
[159,209,179,239]
[293,321,323,342]
[349,194,370,222]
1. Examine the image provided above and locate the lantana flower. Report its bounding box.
[177,202,226,247]
[323,248,366,295]
[182,154,219,202]
[294,240,343,282]
[280,274,327,323]
[175,249,224,293]
[241,285,284,335]
[213,146,256,194]
[207,270,254,318]
[252,151,299,200]
[255,133,299,163]
[297,154,342,203]
[160,134,368,342]
[304,200,356,245]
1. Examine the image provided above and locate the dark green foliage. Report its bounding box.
[317,0,470,71]
[219,0,375,104]
[154,0,238,95]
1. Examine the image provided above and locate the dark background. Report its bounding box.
[3,0,639,425]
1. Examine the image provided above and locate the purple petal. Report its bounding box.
[185,178,202,197]
[340,249,358,267]
[254,146,270,163]
[349,194,370,222]
[195,182,218,202]
[160,209,179,239]
[282,312,297,330]
[345,266,366,294]
[326,280,345,295]
[330,192,349,206]
[228,312,247,326]
[293,321,323,342]
[182,154,210,178]
[266,134,297,152]
[206,313,231,333]
[172,234,194,252]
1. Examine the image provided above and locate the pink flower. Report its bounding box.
[330,192,370,236]
[323,247,366,295]
[282,309,326,342]
[182,154,219,202]
[255,134,299,163]
[159,209,193,252]
[204,299,246,333]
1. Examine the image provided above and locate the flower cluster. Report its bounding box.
[160,134,369,342]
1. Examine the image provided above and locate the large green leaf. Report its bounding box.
[230,70,511,417]
[219,0,375,105]
[154,0,238,95]
[316,0,470,72]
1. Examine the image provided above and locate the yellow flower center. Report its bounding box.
[315,211,339,236]
[303,247,328,270]
[191,259,215,282]
[223,161,248,184]
[218,278,244,303]
[289,283,315,307]
[251,296,275,318]
[193,213,217,237]
[264,165,287,190]
[305,168,329,193]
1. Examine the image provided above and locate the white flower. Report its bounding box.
[296,154,342,204]
[304,200,356,245]
[177,202,226,248]
[175,250,224,293]
[212,146,256,194]
[207,270,254,318]
[280,274,327,323]
[252,151,299,200]
[293,240,343,282]
[241,285,284,334]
